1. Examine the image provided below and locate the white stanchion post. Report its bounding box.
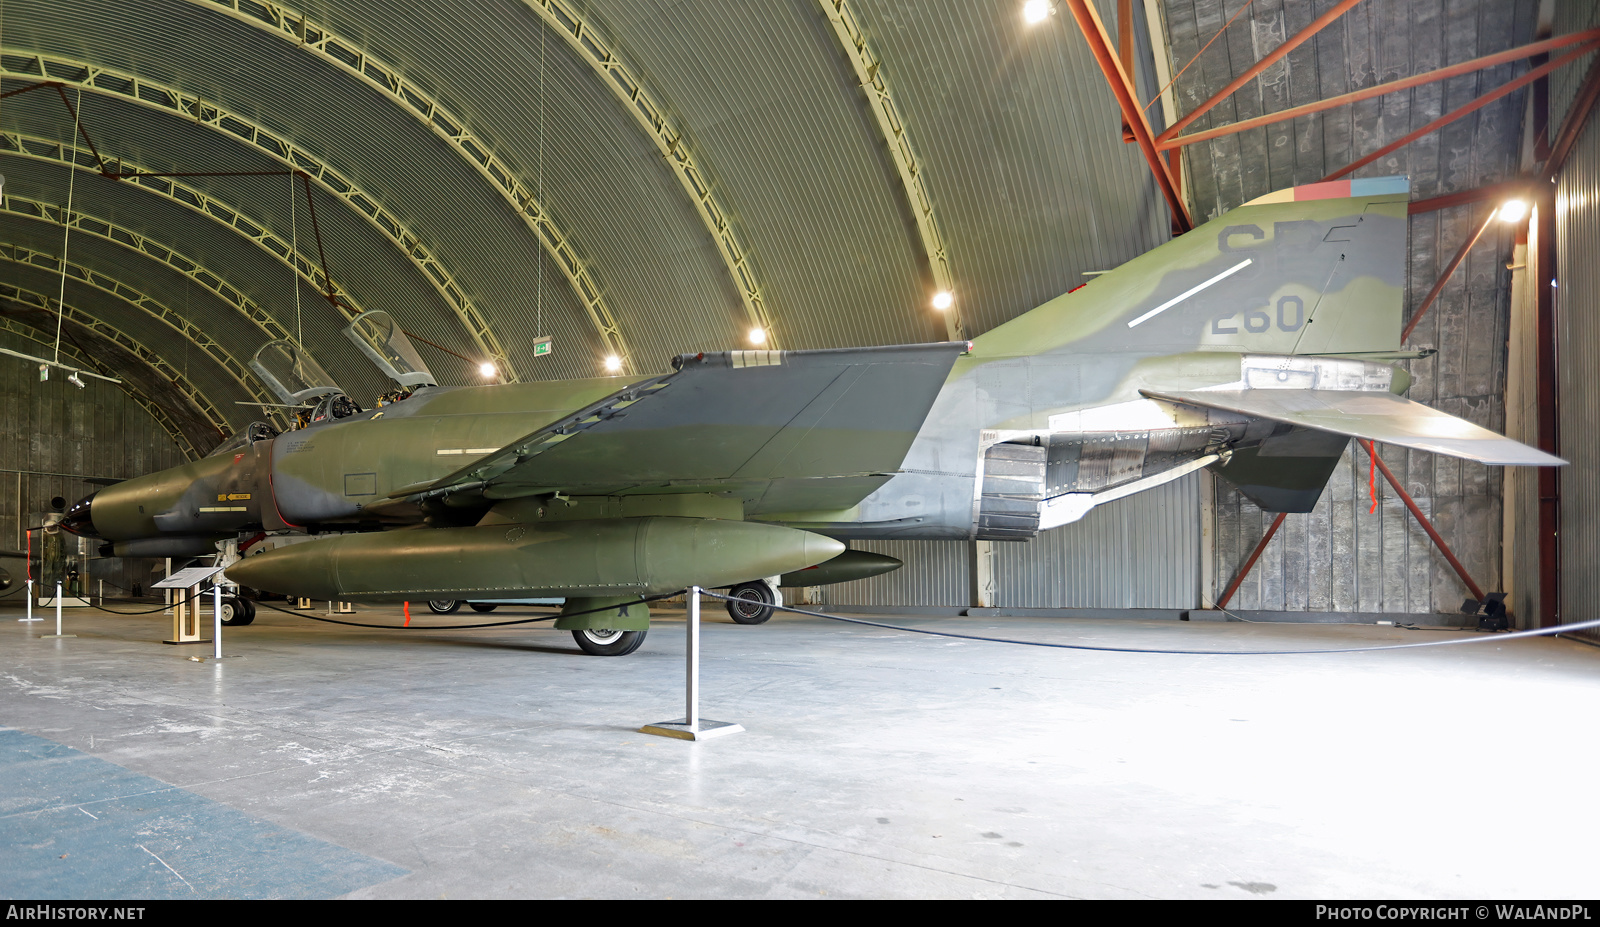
[43,581,73,638]
[686,585,700,730]
[640,586,742,741]
[21,578,38,622]
[213,584,222,660]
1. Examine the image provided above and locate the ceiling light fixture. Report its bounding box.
[932,291,954,311]
[479,361,497,378]
[1498,199,1529,224]
[604,355,622,372]
[749,327,767,345]
[1023,0,1053,25]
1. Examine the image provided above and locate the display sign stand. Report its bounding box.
[155,566,222,646]
[641,586,743,741]
[41,582,75,639]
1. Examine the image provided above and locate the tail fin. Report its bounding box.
[976,176,1411,358]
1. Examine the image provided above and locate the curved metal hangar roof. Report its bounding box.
[1,0,1164,451]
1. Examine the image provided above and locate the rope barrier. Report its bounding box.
[694,590,1600,657]
[22,578,1596,658]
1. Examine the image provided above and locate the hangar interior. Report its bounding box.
[4,0,1600,900]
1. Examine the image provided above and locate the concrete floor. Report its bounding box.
[2,598,1599,899]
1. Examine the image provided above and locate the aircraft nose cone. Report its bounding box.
[60,492,99,538]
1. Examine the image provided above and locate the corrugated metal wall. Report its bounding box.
[813,538,969,608]
[1551,1,1599,131]
[815,475,1200,609]
[0,328,188,596]
[1556,101,1600,640]
[1164,0,1534,615]
[993,473,1200,609]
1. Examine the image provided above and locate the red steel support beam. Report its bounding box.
[1324,40,1600,183]
[0,80,60,100]
[1117,0,1135,78]
[1160,0,1366,143]
[1522,45,1600,628]
[1157,29,1600,151]
[1361,441,1486,602]
[1401,206,1500,343]
[1533,196,1560,627]
[1063,0,1192,232]
[1532,46,1553,161]
[1214,512,1286,610]
[1408,179,1530,215]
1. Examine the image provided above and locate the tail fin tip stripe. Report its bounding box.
[1241,175,1410,208]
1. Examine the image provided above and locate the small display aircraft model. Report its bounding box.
[60,176,1561,654]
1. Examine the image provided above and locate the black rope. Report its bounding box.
[695,590,1600,657]
[80,590,209,614]
[253,591,681,631]
[2,587,204,613]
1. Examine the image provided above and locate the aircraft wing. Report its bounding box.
[1144,388,1565,466]
[411,343,967,512]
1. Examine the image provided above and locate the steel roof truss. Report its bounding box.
[0,52,521,380]
[819,0,964,341]
[0,315,201,458]
[0,283,226,443]
[190,2,637,371]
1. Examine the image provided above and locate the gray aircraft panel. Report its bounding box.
[1147,389,1566,466]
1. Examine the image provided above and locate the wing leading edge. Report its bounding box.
[412,343,968,513]
[1143,388,1564,466]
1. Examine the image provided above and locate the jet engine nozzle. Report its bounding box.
[60,492,99,538]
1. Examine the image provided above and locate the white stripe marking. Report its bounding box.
[139,844,196,893]
[1126,258,1253,328]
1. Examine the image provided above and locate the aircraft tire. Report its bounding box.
[427,600,461,614]
[571,627,647,656]
[726,581,775,625]
[469,603,498,613]
[220,596,255,626]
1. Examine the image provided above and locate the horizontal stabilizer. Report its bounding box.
[1143,389,1565,466]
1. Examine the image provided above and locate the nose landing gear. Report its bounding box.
[725,580,777,625]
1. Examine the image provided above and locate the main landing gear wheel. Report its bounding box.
[469,603,498,613]
[427,600,461,614]
[726,581,776,625]
[571,628,647,656]
[220,596,255,626]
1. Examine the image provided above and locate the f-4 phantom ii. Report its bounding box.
[60,175,1561,654]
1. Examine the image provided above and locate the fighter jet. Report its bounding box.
[59,175,1561,654]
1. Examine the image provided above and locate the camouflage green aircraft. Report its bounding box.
[61,176,1560,654]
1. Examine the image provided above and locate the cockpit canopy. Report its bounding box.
[250,340,344,406]
[343,311,437,389]
[207,420,279,457]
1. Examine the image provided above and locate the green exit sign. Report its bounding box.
[532,336,553,357]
